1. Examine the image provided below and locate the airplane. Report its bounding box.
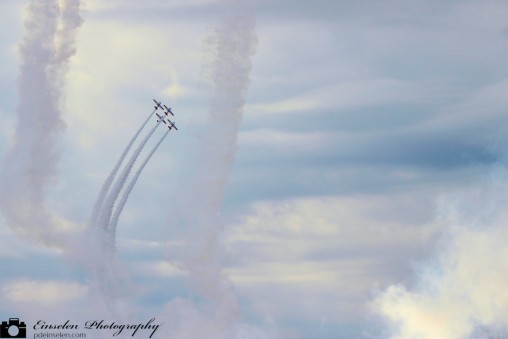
[156,113,178,131]
[166,119,178,130]
[163,105,174,116]
[156,113,166,123]
[153,99,164,110]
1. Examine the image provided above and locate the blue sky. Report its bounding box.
[1,0,508,338]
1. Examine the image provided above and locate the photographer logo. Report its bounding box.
[0,318,26,338]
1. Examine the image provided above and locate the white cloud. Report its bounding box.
[452,1,508,32]
[225,193,441,323]
[133,260,184,277]
[3,279,87,305]
[86,0,216,12]
[373,171,508,338]
[239,129,331,154]
[0,224,59,258]
[118,238,167,251]
[421,79,508,137]
[247,79,428,116]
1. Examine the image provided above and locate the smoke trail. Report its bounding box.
[0,0,82,246]
[89,109,156,229]
[164,0,257,337]
[87,120,163,310]
[97,121,162,250]
[190,0,257,286]
[52,0,82,86]
[108,129,171,244]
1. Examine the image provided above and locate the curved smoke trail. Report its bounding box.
[108,129,171,245]
[89,109,156,229]
[0,0,82,247]
[98,121,162,250]
[89,121,162,307]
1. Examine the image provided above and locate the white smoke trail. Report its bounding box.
[52,0,82,86]
[88,120,163,311]
[108,129,171,244]
[164,0,257,337]
[89,109,156,229]
[97,121,162,250]
[190,0,256,286]
[0,0,82,247]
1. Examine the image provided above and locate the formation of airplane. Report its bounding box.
[154,99,179,131]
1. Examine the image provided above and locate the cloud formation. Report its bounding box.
[2,0,508,337]
[3,279,87,306]
[374,170,508,338]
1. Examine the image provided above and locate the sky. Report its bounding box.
[1,0,508,338]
